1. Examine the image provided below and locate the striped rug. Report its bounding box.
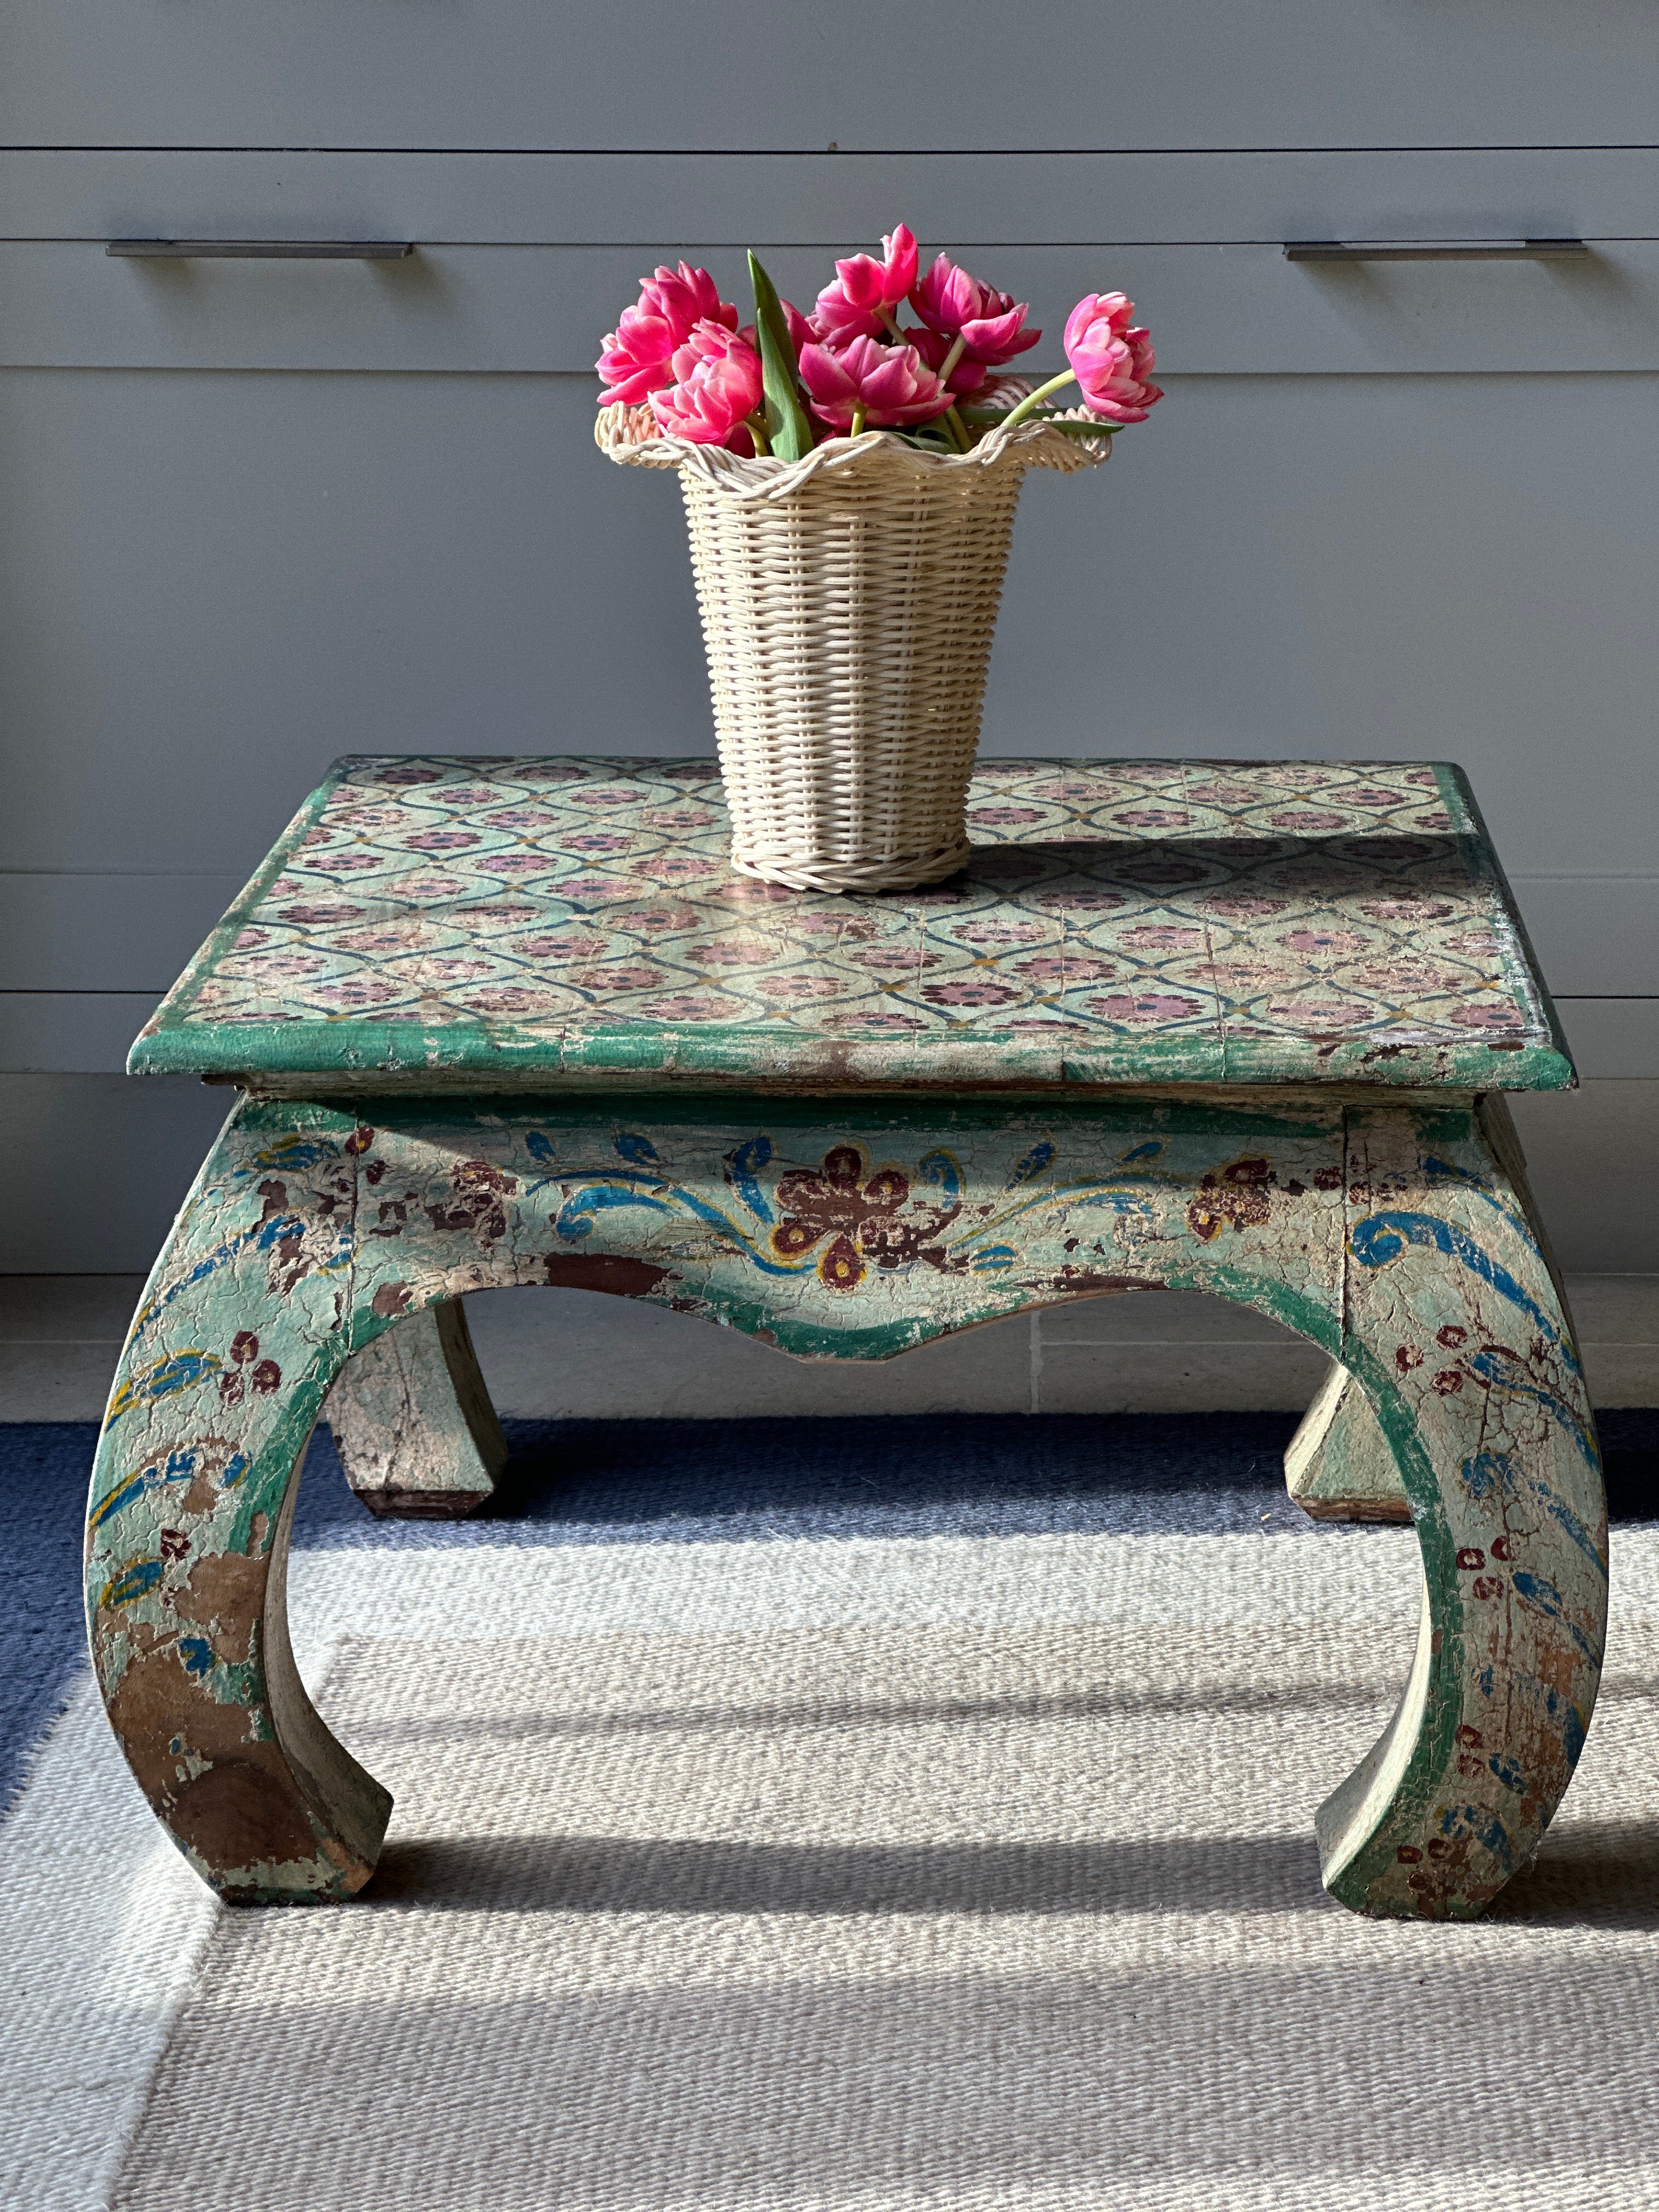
[8,1414,1659,2212]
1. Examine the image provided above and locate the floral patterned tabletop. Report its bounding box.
[131,756,1571,1093]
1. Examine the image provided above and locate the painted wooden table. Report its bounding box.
[87,756,1606,1921]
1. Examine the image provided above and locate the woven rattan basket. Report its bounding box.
[598,402,1111,891]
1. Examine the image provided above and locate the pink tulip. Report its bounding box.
[796,334,952,429]
[782,298,817,355]
[596,263,738,406]
[649,320,765,448]
[812,223,921,343]
[909,254,1041,368]
[904,323,991,395]
[1063,293,1164,424]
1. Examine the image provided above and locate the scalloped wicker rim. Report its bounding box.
[596,404,1111,891]
[595,400,1113,489]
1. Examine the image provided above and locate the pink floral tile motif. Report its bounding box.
[1202,893,1289,920]
[474,853,560,879]
[941,917,1051,949]
[561,831,636,855]
[967,804,1048,829]
[635,990,748,1023]
[308,851,388,876]
[499,931,610,962]
[217,951,329,981]
[921,979,1021,1009]
[754,974,847,1002]
[1359,896,1457,923]
[390,874,474,902]
[570,964,664,992]
[554,872,635,902]
[481,806,565,832]
[1279,929,1372,958]
[695,938,783,969]
[1086,991,1210,1024]
[1120,924,1205,952]
[301,978,409,1011]
[566,783,668,808]
[383,955,500,985]
[328,922,453,956]
[607,904,703,934]
[636,854,720,884]
[454,984,583,1017]
[850,945,924,974]
[144,753,1563,1088]
[1031,887,1127,915]
[424,785,510,808]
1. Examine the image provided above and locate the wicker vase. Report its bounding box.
[599,402,1110,893]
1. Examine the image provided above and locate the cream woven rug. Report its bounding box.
[12,1517,1659,2210]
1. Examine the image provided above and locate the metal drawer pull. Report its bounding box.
[1284,238,1588,263]
[106,239,413,259]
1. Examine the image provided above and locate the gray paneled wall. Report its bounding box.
[2,16,1655,1286]
[4,3,1658,147]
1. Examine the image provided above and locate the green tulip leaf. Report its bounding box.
[748,251,815,463]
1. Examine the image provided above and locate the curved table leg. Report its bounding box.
[1313,1095,1605,1917]
[85,1100,392,1901]
[328,1300,507,1519]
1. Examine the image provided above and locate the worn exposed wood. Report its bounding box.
[327,1299,506,1517]
[86,1085,1604,1917]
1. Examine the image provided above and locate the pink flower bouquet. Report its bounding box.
[591,229,1165,895]
[596,227,1162,461]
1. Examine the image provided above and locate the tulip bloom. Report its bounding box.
[782,298,817,356]
[909,254,1041,369]
[797,334,952,430]
[597,263,738,405]
[1062,293,1164,424]
[905,324,991,396]
[812,224,921,343]
[995,291,1164,434]
[649,321,765,448]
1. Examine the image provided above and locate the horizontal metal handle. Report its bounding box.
[1284,238,1589,263]
[106,239,413,260]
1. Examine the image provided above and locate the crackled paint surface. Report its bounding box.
[128,757,1571,1091]
[87,1088,1604,1916]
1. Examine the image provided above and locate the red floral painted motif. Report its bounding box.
[768,1146,962,1291]
[1186,1156,1276,1243]
[425,1158,517,1241]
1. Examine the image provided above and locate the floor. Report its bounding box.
[4,1273,1656,1422]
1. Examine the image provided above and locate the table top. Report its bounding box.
[131,755,1572,1094]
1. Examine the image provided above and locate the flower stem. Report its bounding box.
[744,411,772,457]
[876,306,906,343]
[943,402,972,453]
[850,402,867,438]
[994,369,1080,432]
[937,332,968,382]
